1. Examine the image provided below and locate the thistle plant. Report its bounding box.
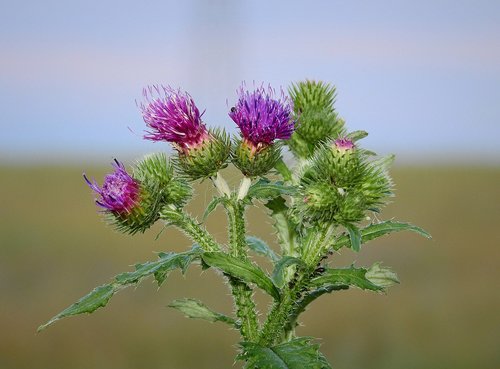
[39,80,430,368]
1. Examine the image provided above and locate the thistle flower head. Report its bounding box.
[84,159,140,213]
[140,85,210,152]
[334,138,355,153]
[229,83,295,147]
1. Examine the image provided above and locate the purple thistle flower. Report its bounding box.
[139,85,210,152]
[229,83,295,148]
[334,138,355,152]
[84,159,140,213]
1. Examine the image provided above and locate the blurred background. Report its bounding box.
[1,1,499,368]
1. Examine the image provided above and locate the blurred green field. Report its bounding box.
[1,165,499,369]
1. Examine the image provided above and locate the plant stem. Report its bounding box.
[301,225,334,267]
[226,200,248,258]
[225,199,260,342]
[258,274,306,346]
[160,206,220,252]
[161,204,259,341]
[258,226,334,346]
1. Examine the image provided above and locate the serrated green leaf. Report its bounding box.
[346,130,368,141]
[272,256,306,288]
[286,263,398,334]
[246,236,279,262]
[116,247,201,287]
[203,196,224,220]
[265,196,297,256]
[168,298,237,327]
[239,337,332,369]
[153,248,201,285]
[365,262,400,288]
[345,223,362,252]
[285,284,349,334]
[333,221,431,251]
[202,252,280,301]
[274,158,293,182]
[39,248,202,331]
[310,265,383,292]
[38,284,116,332]
[247,178,295,201]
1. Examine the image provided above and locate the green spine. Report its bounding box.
[176,129,231,180]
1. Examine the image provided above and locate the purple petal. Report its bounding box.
[229,83,295,146]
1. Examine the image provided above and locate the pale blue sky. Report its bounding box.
[1,0,499,163]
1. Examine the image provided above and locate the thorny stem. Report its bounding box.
[225,198,260,342]
[207,172,259,342]
[258,226,333,346]
[301,225,335,267]
[258,275,306,346]
[160,205,220,252]
[162,202,259,342]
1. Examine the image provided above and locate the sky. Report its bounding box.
[0,0,499,164]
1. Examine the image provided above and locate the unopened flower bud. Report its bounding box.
[133,152,191,206]
[287,80,346,158]
[333,138,355,154]
[293,140,393,225]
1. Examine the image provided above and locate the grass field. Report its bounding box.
[1,165,499,369]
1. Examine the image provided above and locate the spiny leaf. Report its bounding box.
[333,221,431,250]
[274,158,293,182]
[154,247,201,285]
[346,130,368,142]
[246,236,279,262]
[272,256,306,288]
[38,284,116,332]
[203,196,224,220]
[38,248,202,331]
[264,196,297,256]
[239,337,332,369]
[202,252,280,301]
[345,223,362,252]
[365,262,400,288]
[168,298,238,327]
[310,265,383,292]
[247,178,295,202]
[286,263,399,334]
[285,285,349,334]
[116,246,201,286]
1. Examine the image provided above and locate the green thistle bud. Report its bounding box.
[175,129,231,180]
[287,80,346,158]
[134,152,192,207]
[293,138,393,225]
[232,138,282,177]
[290,80,336,113]
[303,182,341,211]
